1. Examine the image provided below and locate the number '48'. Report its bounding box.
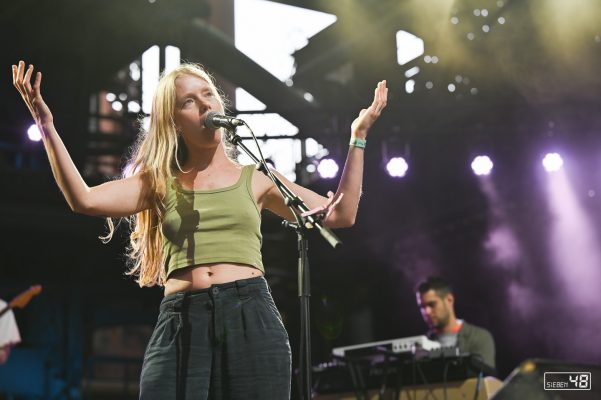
[569,374,589,388]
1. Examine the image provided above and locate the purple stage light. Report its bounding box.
[386,157,409,178]
[471,155,493,176]
[317,158,339,179]
[542,152,563,172]
[27,124,42,142]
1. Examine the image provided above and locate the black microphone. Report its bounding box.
[204,112,245,130]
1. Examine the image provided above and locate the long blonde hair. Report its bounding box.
[104,63,227,287]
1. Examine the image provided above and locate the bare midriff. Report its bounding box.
[164,263,264,296]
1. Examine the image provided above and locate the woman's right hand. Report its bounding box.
[12,61,54,129]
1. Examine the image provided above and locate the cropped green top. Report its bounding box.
[161,165,264,278]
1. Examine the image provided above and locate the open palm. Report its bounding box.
[12,61,53,129]
[351,80,388,138]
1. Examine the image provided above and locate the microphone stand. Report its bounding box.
[225,127,342,400]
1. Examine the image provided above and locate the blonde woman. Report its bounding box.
[12,60,387,399]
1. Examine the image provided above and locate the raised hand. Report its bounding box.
[351,80,388,139]
[12,61,53,129]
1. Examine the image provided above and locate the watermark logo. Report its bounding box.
[544,372,591,391]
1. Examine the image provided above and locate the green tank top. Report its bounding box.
[161,165,264,278]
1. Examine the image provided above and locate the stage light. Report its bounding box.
[405,80,415,94]
[396,30,424,65]
[105,92,116,102]
[386,157,409,178]
[542,153,563,172]
[317,158,339,179]
[111,101,123,112]
[448,83,456,92]
[305,138,320,157]
[405,66,419,78]
[27,124,42,142]
[471,155,493,176]
[129,62,141,81]
[165,45,181,74]
[142,45,160,114]
[127,101,141,113]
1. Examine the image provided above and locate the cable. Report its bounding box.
[416,361,441,400]
[472,371,483,400]
[442,359,452,400]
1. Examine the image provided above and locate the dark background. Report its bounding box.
[1,0,600,398]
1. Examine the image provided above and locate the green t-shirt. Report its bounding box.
[161,165,264,278]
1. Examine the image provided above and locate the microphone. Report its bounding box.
[204,112,245,130]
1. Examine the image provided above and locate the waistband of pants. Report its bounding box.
[160,276,268,313]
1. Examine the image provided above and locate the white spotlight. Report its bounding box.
[317,158,339,179]
[303,92,315,102]
[386,157,409,178]
[542,153,564,172]
[471,155,493,176]
[396,30,425,65]
[127,101,141,113]
[111,101,123,112]
[27,124,42,142]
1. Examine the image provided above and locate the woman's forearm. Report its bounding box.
[40,122,92,213]
[332,146,365,226]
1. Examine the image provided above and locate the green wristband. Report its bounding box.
[349,137,367,149]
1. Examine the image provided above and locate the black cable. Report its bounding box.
[240,122,281,195]
[442,359,451,400]
[378,354,392,400]
[416,361,441,400]
[393,358,404,400]
[472,371,483,400]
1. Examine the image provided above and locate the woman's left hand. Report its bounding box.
[301,191,344,223]
[351,80,388,139]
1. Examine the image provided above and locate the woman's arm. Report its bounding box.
[12,61,150,217]
[261,80,388,228]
